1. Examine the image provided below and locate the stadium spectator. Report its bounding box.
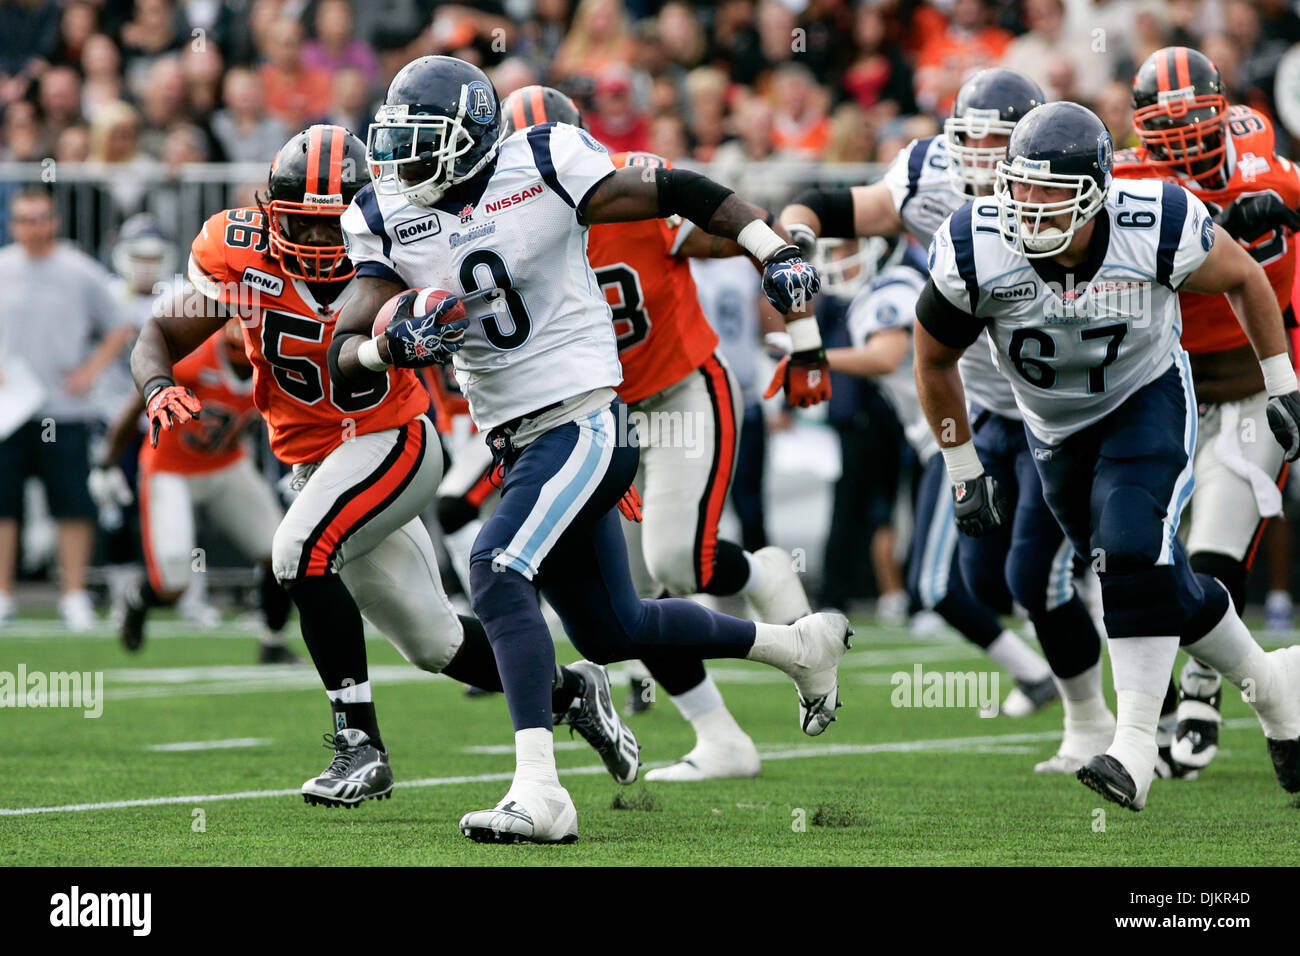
[119,0,185,100]
[208,66,289,164]
[325,66,371,136]
[1,99,45,160]
[754,0,799,78]
[259,17,331,131]
[55,122,90,162]
[518,0,572,74]
[1095,79,1138,150]
[1202,33,1245,102]
[768,62,831,159]
[81,34,125,125]
[1225,0,1290,119]
[138,55,188,157]
[798,0,856,86]
[657,0,707,74]
[585,63,650,153]
[649,112,690,162]
[50,0,98,71]
[182,42,225,120]
[552,0,635,82]
[0,187,136,630]
[710,94,789,209]
[87,99,158,219]
[302,0,379,86]
[709,0,765,86]
[824,102,876,163]
[38,65,83,146]
[0,0,60,106]
[842,1,917,118]
[683,65,728,161]
[914,0,1013,115]
[1001,0,1102,103]
[489,57,539,100]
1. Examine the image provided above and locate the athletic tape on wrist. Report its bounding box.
[1261,353,1298,397]
[357,337,388,372]
[737,219,789,264]
[941,441,984,483]
[785,317,822,352]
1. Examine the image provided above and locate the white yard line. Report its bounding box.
[0,719,1261,817]
[146,738,273,752]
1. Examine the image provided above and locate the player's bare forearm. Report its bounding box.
[674,225,749,260]
[1183,226,1289,360]
[131,286,227,395]
[913,322,972,448]
[778,183,901,238]
[827,330,909,379]
[332,275,404,379]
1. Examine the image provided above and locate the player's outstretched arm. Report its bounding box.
[826,329,910,379]
[130,284,223,446]
[673,224,748,261]
[778,183,902,254]
[329,275,406,383]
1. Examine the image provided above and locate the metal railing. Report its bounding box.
[0,160,885,262]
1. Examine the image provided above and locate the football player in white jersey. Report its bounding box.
[914,101,1300,811]
[780,70,1110,749]
[329,56,852,844]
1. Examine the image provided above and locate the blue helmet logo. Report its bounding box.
[1097,132,1114,174]
[467,81,495,125]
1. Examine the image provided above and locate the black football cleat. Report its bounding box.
[1268,737,1300,793]
[624,675,654,715]
[258,643,300,665]
[556,661,640,784]
[1077,754,1148,811]
[120,592,147,653]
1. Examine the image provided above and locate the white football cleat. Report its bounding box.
[1000,675,1060,718]
[783,612,852,736]
[459,781,579,845]
[645,735,761,782]
[1171,662,1221,771]
[1034,711,1115,774]
[744,546,812,625]
[58,590,97,633]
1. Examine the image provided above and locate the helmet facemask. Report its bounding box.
[368,93,502,207]
[1133,87,1229,187]
[944,108,1016,194]
[113,237,175,291]
[261,196,355,282]
[814,237,901,299]
[995,156,1107,258]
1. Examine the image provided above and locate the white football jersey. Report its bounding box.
[845,246,936,462]
[923,177,1216,445]
[882,135,1020,419]
[341,122,623,430]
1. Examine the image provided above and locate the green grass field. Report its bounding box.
[3,612,1300,866]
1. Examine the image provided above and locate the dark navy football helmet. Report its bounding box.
[944,68,1046,195]
[367,56,502,207]
[500,85,584,137]
[994,101,1113,258]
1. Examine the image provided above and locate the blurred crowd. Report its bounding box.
[2,0,1300,235]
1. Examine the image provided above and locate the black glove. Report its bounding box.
[1213,195,1300,242]
[952,473,1008,537]
[1267,391,1300,461]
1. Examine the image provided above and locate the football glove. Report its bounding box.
[1267,391,1300,461]
[617,483,643,522]
[145,383,202,447]
[384,291,471,369]
[88,465,133,511]
[1213,195,1300,242]
[761,245,821,314]
[787,222,818,258]
[952,473,1009,537]
[764,350,831,408]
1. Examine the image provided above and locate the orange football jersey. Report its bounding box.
[139,334,259,475]
[1113,106,1300,354]
[188,207,428,464]
[587,152,720,404]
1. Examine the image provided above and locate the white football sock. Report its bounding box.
[987,629,1052,683]
[738,550,759,595]
[669,674,724,721]
[1106,635,1178,775]
[1183,603,1265,692]
[746,621,797,670]
[1057,661,1110,724]
[513,726,560,786]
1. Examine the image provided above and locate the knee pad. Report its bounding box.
[1095,484,1165,572]
[436,494,479,536]
[1189,551,1247,615]
[468,557,537,627]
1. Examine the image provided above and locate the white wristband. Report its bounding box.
[1261,353,1298,397]
[941,441,984,483]
[357,337,388,372]
[785,316,822,352]
[736,219,789,264]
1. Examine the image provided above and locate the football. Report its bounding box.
[372,287,467,336]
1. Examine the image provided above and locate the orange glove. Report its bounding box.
[617,483,643,522]
[764,349,831,408]
[145,383,202,446]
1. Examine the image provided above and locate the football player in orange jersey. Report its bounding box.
[1115,46,1300,776]
[95,318,294,661]
[130,125,640,807]
[498,86,814,781]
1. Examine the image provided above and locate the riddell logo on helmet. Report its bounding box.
[302,192,344,205]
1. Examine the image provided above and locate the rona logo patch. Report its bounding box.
[483,183,544,214]
[991,282,1036,301]
[395,214,441,244]
[240,267,284,296]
